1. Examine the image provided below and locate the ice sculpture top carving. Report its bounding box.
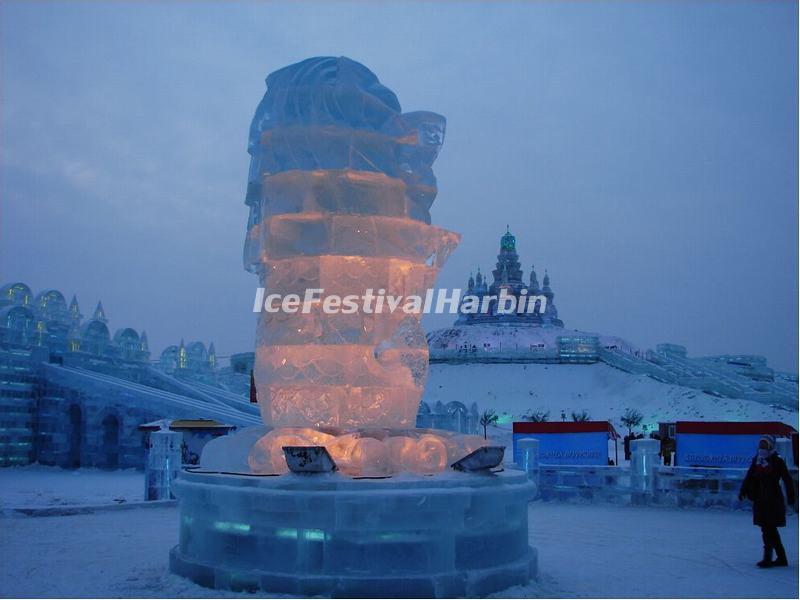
[244,57,445,272]
[248,56,404,134]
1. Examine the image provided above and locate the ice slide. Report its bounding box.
[42,364,260,427]
[142,367,259,417]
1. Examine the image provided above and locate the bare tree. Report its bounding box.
[620,408,643,435]
[522,409,550,422]
[479,409,499,440]
[571,409,591,422]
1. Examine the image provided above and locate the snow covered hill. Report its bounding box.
[424,362,798,431]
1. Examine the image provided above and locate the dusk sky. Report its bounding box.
[1,1,797,370]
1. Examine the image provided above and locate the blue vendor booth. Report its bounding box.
[513,421,620,466]
[674,421,797,468]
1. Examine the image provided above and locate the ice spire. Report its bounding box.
[538,269,561,326]
[501,263,509,284]
[67,323,81,352]
[68,295,82,323]
[35,320,47,346]
[208,342,217,368]
[92,301,107,323]
[529,265,539,291]
[178,338,187,369]
[475,268,483,287]
[467,272,475,291]
[140,330,149,352]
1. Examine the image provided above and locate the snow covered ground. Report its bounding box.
[0,465,144,510]
[425,362,798,429]
[525,503,797,599]
[0,502,796,598]
[0,466,797,598]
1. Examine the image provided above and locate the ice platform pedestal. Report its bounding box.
[170,469,537,598]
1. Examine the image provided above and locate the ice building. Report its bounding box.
[425,231,798,416]
[0,282,261,469]
[455,227,563,327]
[427,229,630,364]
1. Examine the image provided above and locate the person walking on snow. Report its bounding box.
[739,435,795,568]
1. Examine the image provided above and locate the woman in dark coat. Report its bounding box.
[739,435,795,568]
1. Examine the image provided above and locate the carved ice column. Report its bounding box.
[517,437,540,497]
[242,58,460,471]
[630,438,660,503]
[776,438,794,469]
[145,429,182,501]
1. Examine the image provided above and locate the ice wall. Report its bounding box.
[243,57,459,431]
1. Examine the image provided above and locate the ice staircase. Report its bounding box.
[654,350,796,408]
[42,364,260,426]
[597,347,676,383]
[645,350,748,397]
[598,347,797,410]
[773,373,799,398]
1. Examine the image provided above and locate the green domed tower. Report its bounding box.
[490,226,524,291]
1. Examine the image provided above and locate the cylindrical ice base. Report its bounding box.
[170,469,537,597]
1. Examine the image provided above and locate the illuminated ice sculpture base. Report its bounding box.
[169,469,537,598]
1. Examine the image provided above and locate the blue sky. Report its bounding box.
[1,1,797,370]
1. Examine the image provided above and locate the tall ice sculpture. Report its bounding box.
[170,57,537,597]
[242,56,484,476]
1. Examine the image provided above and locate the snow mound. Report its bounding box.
[424,362,797,429]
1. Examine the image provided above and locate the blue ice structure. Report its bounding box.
[171,468,536,597]
[0,282,259,468]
